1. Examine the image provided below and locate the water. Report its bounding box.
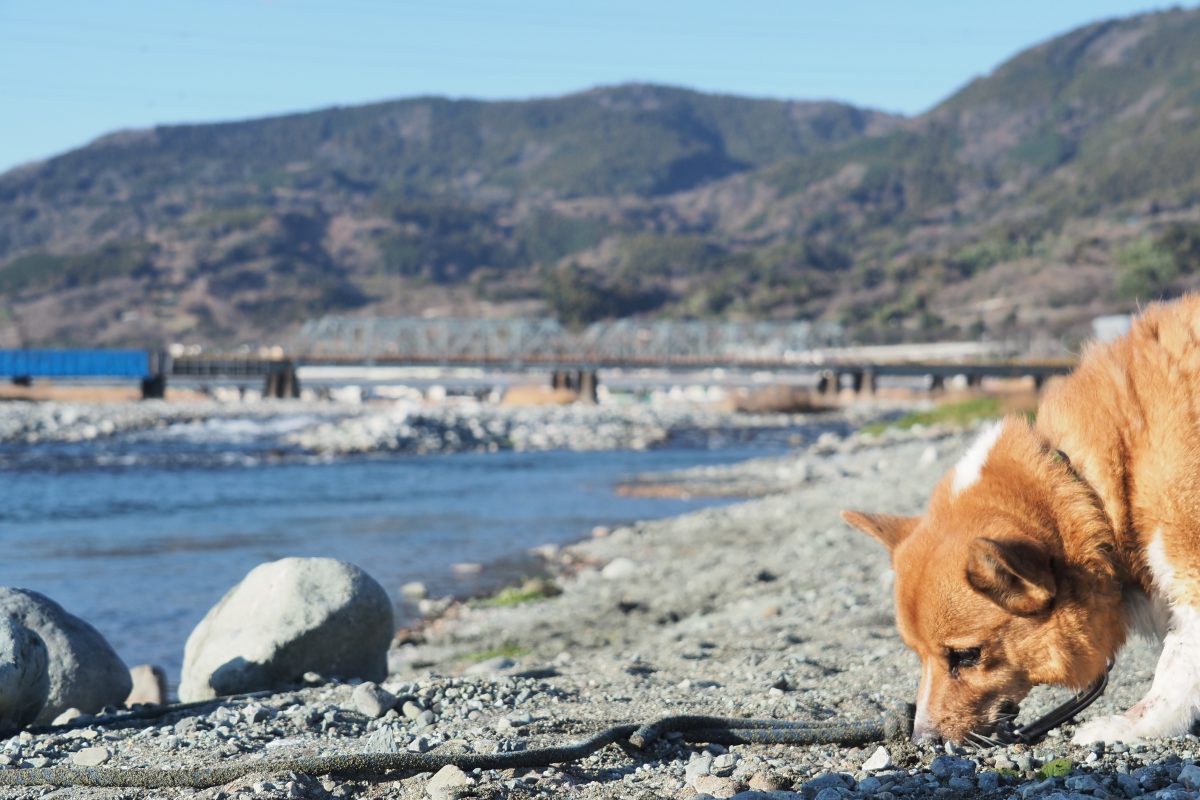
[0,412,844,681]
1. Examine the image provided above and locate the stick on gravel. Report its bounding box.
[0,708,913,789]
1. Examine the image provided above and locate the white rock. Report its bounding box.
[862,745,892,771]
[601,557,637,580]
[71,746,110,767]
[400,582,428,600]
[686,754,713,784]
[426,763,474,799]
[179,558,393,701]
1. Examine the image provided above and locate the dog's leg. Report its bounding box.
[1073,605,1200,744]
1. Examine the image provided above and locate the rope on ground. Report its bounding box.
[0,706,914,789]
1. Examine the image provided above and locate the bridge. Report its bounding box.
[0,317,1077,400]
[293,317,845,368]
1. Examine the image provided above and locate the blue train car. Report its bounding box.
[0,349,152,378]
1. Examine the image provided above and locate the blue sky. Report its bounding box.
[0,0,1186,173]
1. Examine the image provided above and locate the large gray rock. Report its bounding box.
[179,558,394,702]
[0,617,49,734]
[0,588,131,725]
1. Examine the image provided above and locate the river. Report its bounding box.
[0,407,848,684]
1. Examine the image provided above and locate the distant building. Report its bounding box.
[1092,314,1132,342]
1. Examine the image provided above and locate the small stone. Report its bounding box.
[51,708,84,726]
[862,745,892,771]
[1179,763,1200,789]
[1066,774,1104,793]
[351,681,396,718]
[813,788,841,800]
[125,664,167,706]
[686,755,714,784]
[947,775,975,791]
[407,735,433,753]
[930,755,975,778]
[401,582,427,599]
[1117,773,1140,796]
[747,771,786,791]
[243,704,270,724]
[977,772,1001,792]
[600,558,637,580]
[401,700,424,720]
[426,764,473,799]
[711,752,738,776]
[802,773,850,795]
[692,774,739,798]
[71,746,110,766]
[368,725,402,754]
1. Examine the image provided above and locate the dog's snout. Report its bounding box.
[910,720,940,744]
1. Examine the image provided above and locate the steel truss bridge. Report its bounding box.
[294,317,846,368]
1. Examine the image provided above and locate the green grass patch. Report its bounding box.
[461,643,530,663]
[1037,758,1074,779]
[475,578,561,608]
[861,396,1007,436]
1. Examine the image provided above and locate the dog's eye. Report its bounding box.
[947,647,982,676]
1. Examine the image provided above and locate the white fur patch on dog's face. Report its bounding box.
[952,421,1004,496]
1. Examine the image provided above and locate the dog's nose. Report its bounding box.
[910,720,940,744]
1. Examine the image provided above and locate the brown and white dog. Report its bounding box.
[844,295,1200,745]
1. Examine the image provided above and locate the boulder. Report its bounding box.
[0,617,49,734]
[179,558,394,701]
[0,588,131,724]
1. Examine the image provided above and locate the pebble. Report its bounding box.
[426,764,474,799]
[1180,763,1200,789]
[600,557,637,580]
[687,755,714,784]
[71,746,110,766]
[862,745,892,771]
[350,681,396,718]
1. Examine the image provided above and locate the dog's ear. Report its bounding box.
[841,510,919,551]
[966,537,1056,616]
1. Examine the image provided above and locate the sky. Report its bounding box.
[0,0,1188,173]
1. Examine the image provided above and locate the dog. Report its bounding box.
[843,294,1200,745]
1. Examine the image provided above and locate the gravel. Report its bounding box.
[0,417,1185,798]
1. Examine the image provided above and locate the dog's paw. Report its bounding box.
[1072,714,1139,745]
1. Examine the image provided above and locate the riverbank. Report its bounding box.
[0,420,1182,799]
[0,396,866,455]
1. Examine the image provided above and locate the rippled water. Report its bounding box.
[0,411,847,682]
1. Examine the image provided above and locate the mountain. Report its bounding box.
[3,7,1200,348]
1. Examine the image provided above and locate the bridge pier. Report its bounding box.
[550,369,598,403]
[263,362,300,399]
[816,370,836,397]
[849,370,877,396]
[140,374,166,400]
